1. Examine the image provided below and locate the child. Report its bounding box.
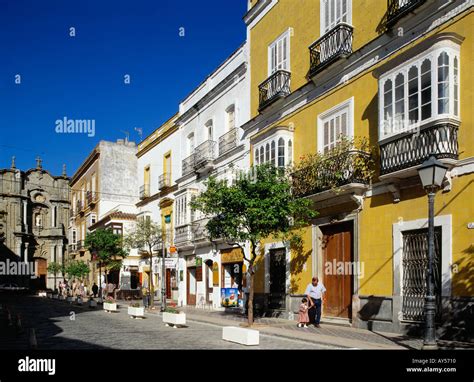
[297,297,310,328]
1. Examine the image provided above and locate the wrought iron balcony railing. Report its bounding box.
[182,154,195,177]
[309,23,353,78]
[258,70,291,111]
[380,121,458,176]
[86,191,97,206]
[76,200,84,215]
[174,225,193,246]
[158,173,171,189]
[292,150,372,198]
[386,0,426,27]
[194,140,217,171]
[218,128,238,156]
[139,184,150,199]
[68,244,77,253]
[76,240,85,251]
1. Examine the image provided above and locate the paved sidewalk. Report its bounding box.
[145,303,473,350]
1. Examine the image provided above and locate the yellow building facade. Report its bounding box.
[243,0,473,337]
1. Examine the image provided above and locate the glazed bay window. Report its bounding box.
[379,43,460,176]
[254,135,293,168]
[380,47,460,139]
[318,98,353,154]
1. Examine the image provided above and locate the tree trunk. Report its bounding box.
[148,253,154,308]
[248,266,255,327]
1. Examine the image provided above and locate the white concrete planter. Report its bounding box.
[128,306,145,318]
[66,297,74,303]
[46,293,52,298]
[58,295,65,300]
[222,326,259,346]
[162,312,186,327]
[77,297,83,305]
[103,302,117,312]
[38,292,47,297]
[89,300,97,308]
[52,294,59,300]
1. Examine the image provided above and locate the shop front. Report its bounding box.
[220,248,245,308]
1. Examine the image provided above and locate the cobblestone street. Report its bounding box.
[0,295,337,350]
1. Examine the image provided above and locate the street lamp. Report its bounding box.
[417,156,448,350]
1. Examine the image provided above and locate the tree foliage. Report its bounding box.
[64,260,90,280]
[190,164,317,325]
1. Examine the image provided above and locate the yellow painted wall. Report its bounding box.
[248,2,474,299]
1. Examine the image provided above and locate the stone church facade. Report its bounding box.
[0,158,70,290]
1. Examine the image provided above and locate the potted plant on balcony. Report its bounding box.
[128,302,145,319]
[162,307,186,328]
[103,296,117,312]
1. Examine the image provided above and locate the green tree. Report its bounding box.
[47,261,64,291]
[191,164,317,326]
[85,228,127,291]
[64,260,90,282]
[123,219,163,307]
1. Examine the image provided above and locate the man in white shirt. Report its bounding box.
[305,277,326,328]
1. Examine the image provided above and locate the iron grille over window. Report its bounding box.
[401,227,442,322]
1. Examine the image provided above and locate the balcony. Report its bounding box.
[309,23,353,78]
[380,121,459,178]
[174,225,193,247]
[182,154,195,177]
[159,174,171,190]
[194,140,217,173]
[86,191,97,207]
[139,184,150,200]
[192,218,209,242]
[218,128,238,156]
[258,70,291,112]
[76,200,84,216]
[68,244,77,253]
[386,0,426,28]
[76,240,85,252]
[292,150,372,208]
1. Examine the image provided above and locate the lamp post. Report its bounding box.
[417,156,448,350]
[161,240,167,312]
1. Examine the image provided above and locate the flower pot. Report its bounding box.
[103,302,117,312]
[128,306,145,318]
[163,312,186,327]
[89,300,97,308]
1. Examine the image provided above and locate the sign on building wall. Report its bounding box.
[212,262,219,286]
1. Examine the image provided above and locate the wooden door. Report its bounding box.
[269,249,286,310]
[186,267,196,305]
[321,222,353,319]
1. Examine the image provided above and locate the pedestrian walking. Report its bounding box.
[142,285,149,308]
[305,277,326,328]
[92,283,98,297]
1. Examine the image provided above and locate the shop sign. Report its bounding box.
[165,258,177,269]
[221,288,239,308]
[212,262,219,286]
[221,248,243,264]
[196,257,202,267]
[186,255,196,267]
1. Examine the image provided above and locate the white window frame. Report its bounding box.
[226,104,236,132]
[320,0,352,36]
[253,133,293,168]
[317,97,354,153]
[268,29,291,76]
[205,119,213,141]
[378,42,461,141]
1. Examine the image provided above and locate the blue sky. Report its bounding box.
[0,0,247,176]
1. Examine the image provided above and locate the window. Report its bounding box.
[206,120,213,141]
[265,143,270,163]
[287,140,293,165]
[187,133,195,155]
[318,98,353,153]
[379,46,460,140]
[226,105,235,131]
[259,146,264,165]
[175,195,188,226]
[255,148,259,165]
[271,141,276,165]
[144,166,150,186]
[72,230,77,244]
[164,153,171,177]
[269,30,290,75]
[278,138,285,168]
[321,0,351,34]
